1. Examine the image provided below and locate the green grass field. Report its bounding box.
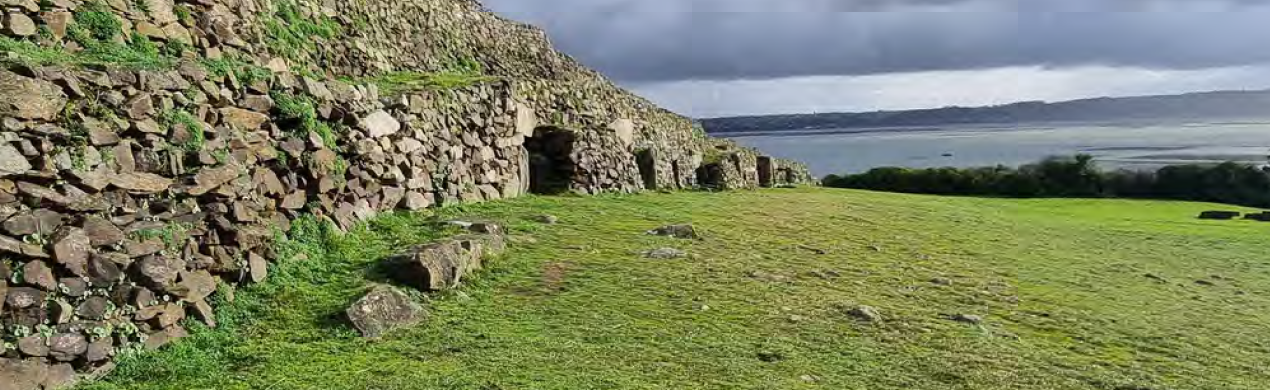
[81,188,1270,390]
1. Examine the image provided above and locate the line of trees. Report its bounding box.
[823,155,1270,208]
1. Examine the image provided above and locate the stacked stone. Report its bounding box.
[0,64,245,382]
[567,128,643,195]
[696,140,763,191]
[0,0,816,386]
[341,81,536,215]
[773,158,817,186]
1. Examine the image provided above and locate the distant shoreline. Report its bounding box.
[716,119,1270,138]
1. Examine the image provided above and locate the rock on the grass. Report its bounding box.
[467,222,504,236]
[534,215,559,224]
[1244,211,1270,222]
[386,241,468,291]
[950,314,984,325]
[644,247,687,259]
[647,224,700,239]
[1198,211,1241,220]
[845,305,882,322]
[346,285,425,338]
[455,233,506,258]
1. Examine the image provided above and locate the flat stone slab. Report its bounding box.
[346,285,425,338]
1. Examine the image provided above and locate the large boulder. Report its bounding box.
[455,233,507,259]
[386,241,469,291]
[345,285,425,338]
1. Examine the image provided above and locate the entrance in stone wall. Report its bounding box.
[757,156,774,187]
[525,126,577,195]
[636,149,657,190]
[671,160,682,189]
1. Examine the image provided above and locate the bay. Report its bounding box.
[727,122,1270,176]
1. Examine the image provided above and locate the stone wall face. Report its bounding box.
[0,0,812,384]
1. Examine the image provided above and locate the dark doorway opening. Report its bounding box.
[525,127,577,195]
[757,156,774,188]
[636,149,657,190]
[671,160,682,189]
[696,163,723,190]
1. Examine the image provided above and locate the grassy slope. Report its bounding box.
[81,188,1270,390]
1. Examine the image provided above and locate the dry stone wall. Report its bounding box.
[0,0,813,386]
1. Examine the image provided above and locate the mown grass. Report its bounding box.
[81,188,1270,390]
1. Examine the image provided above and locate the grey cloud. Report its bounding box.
[482,0,1270,83]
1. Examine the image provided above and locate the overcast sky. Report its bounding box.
[481,0,1270,117]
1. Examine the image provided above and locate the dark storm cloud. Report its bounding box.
[481,0,1270,83]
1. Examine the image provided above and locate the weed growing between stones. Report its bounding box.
[200,57,273,86]
[270,92,340,150]
[0,1,173,70]
[130,222,194,254]
[261,0,343,62]
[73,2,124,42]
[362,71,501,97]
[159,109,205,152]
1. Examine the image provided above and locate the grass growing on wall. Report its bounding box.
[0,1,172,70]
[271,92,340,150]
[362,71,501,96]
[159,109,206,152]
[261,0,343,62]
[79,188,1270,390]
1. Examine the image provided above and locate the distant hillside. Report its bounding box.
[701,89,1270,133]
